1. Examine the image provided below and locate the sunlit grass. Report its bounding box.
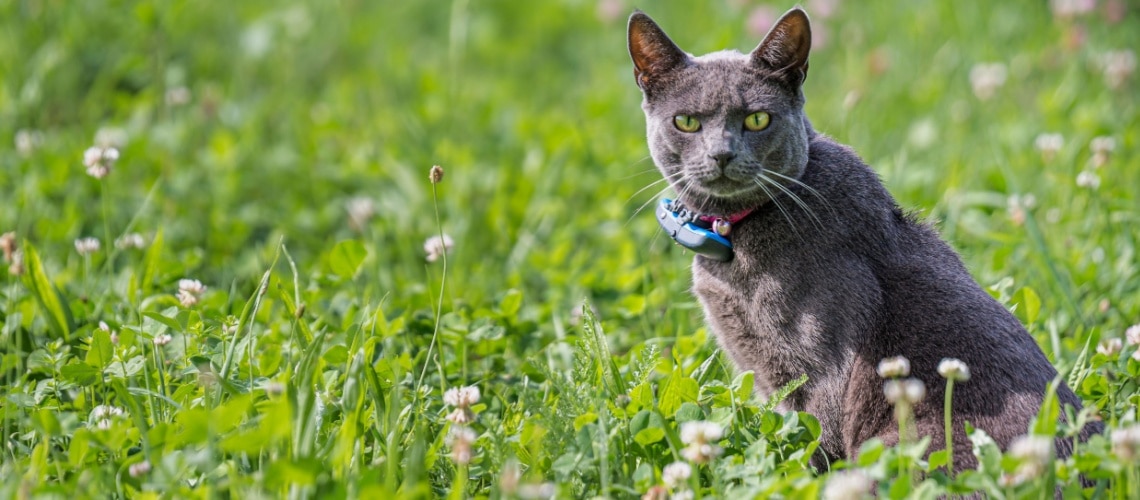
[1,0,1138,497]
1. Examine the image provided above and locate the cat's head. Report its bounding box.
[628,8,813,216]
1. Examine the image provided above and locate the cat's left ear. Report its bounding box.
[750,7,812,87]
[628,11,689,91]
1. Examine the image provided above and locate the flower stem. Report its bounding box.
[945,379,955,478]
[416,182,448,391]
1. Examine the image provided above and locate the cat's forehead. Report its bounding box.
[648,50,794,113]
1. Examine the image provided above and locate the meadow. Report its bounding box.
[1,0,1138,497]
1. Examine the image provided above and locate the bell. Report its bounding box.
[712,219,731,236]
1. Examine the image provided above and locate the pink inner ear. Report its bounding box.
[629,15,687,83]
[752,9,811,74]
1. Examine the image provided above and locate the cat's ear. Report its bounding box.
[628,11,688,91]
[750,7,812,87]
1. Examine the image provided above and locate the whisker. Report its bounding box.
[626,184,675,226]
[618,165,663,181]
[765,169,835,216]
[759,172,824,231]
[624,177,670,204]
[626,172,688,226]
[752,178,800,238]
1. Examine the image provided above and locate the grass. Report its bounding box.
[1,0,1138,498]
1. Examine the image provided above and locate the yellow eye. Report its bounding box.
[744,111,771,131]
[673,115,701,133]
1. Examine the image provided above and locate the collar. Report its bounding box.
[696,208,756,236]
[656,198,756,261]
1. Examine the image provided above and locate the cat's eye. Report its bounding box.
[673,115,701,133]
[744,111,771,131]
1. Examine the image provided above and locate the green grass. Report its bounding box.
[1,0,1138,498]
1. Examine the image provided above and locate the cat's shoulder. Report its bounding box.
[803,132,884,191]
[807,133,864,167]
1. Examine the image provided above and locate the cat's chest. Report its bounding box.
[691,257,822,384]
[690,258,794,342]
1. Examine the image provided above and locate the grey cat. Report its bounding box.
[628,7,1100,471]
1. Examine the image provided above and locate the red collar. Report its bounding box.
[697,208,755,226]
[695,207,756,236]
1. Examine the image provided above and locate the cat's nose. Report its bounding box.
[709,151,736,169]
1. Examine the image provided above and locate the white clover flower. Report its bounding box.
[446,408,474,425]
[424,234,454,262]
[1076,170,1100,190]
[1125,324,1140,346]
[94,127,127,148]
[746,6,778,38]
[14,129,41,156]
[8,249,23,276]
[822,469,873,500]
[517,483,556,499]
[1101,50,1136,89]
[999,470,1034,488]
[500,460,521,495]
[90,405,125,429]
[443,385,480,408]
[883,380,904,404]
[92,405,124,419]
[938,358,971,382]
[679,421,724,463]
[114,233,147,250]
[969,63,1007,100]
[1034,133,1063,160]
[903,378,926,403]
[1050,0,1095,19]
[128,460,151,477]
[265,381,286,396]
[97,321,118,344]
[641,485,669,500]
[165,86,191,106]
[1097,338,1123,357]
[1090,136,1116,168]
[1090,136,1116,155]
[179,278,206,295]
[661,461,692,489]
[1113,424,1140,461]
[876,356,910,378]
[177,279,207,307]
[82,146,119,179]
[1009,435,1053,475]
[1006,194,1035,226]
[153,333,173,346]
[1,232,16,262]
[884,378,925,405]
[595,0,623,24]
[74,237,101,255]
[670,490,694,500]
[447,426,478,465]
[429,165,444,184]
[345,196,375,231]
[680,421,724,444]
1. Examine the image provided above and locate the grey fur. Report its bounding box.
[628,8,1100,470]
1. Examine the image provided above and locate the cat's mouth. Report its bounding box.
[690,174,756,198]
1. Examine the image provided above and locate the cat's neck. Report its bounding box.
[802,116,817,138]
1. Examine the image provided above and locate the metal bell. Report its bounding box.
[712,218,731,236]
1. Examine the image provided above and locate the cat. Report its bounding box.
[627,7,1100,471]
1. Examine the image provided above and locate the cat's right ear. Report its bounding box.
[749,7,812,88]
[628,11,688,92]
